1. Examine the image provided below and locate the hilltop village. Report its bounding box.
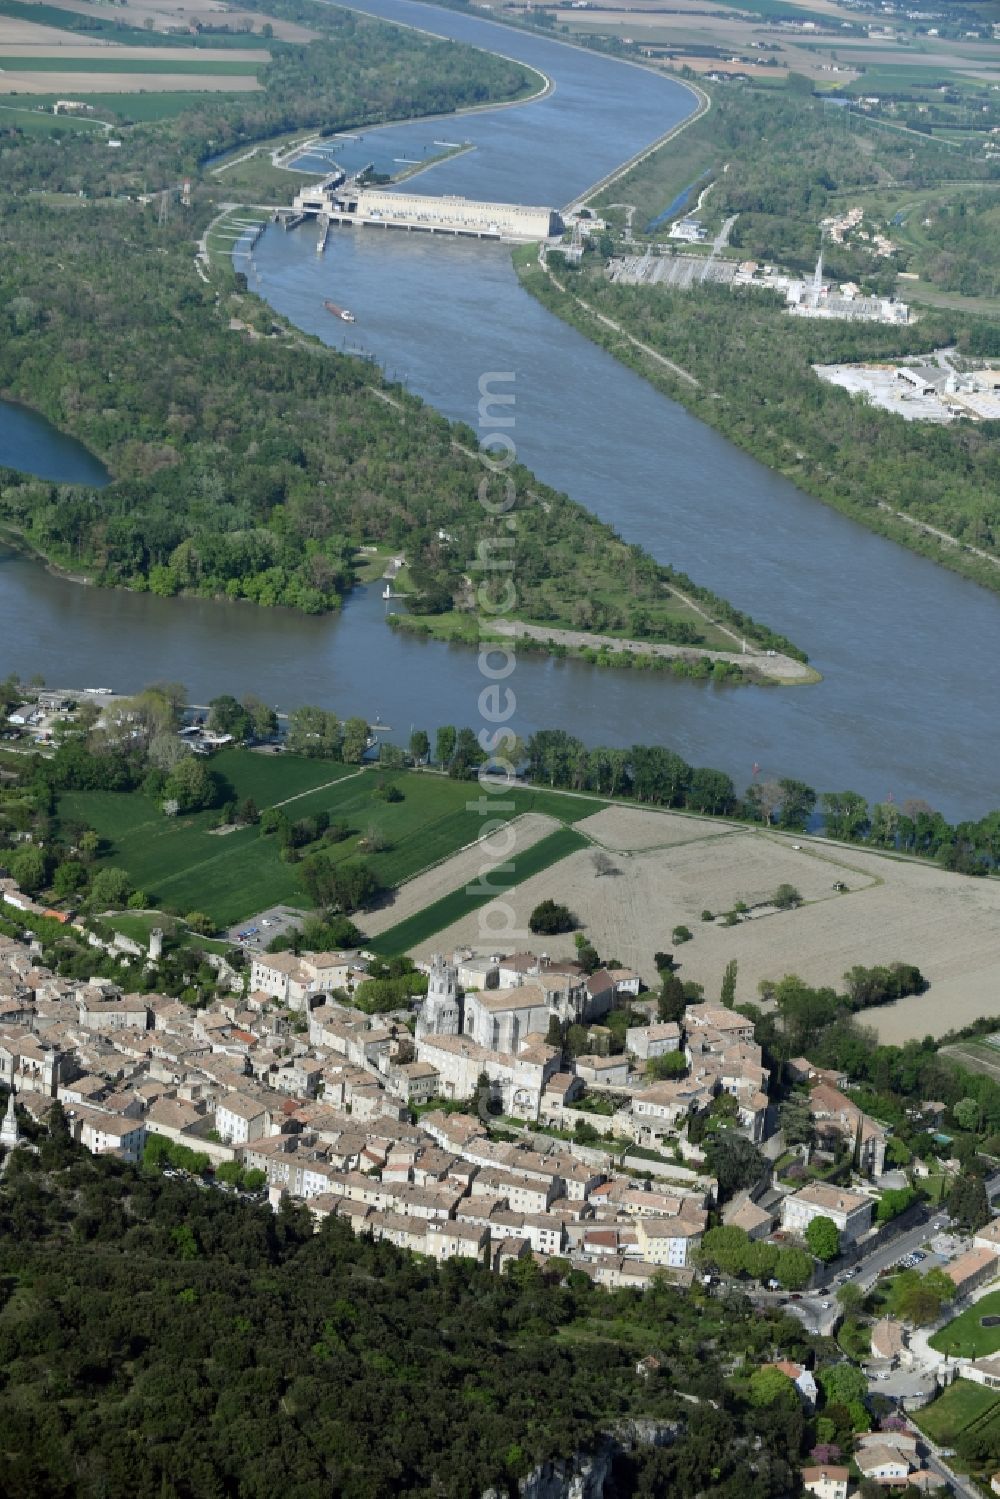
[15,880,1000,1493]
[0,927,742,1285]
[0,915,975,1297]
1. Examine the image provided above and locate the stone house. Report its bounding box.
[801,1467,850,1499]
[780,1182,873,1244]
[215,1091,272,1145]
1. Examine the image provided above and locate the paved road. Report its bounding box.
[745,1208,954,1337]
[923,1437,980,1499]
[850,1212,952,1293]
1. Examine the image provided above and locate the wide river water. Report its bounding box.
[2,0,999,820]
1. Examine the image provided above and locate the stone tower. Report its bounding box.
[415,954,460,1042]
[1,1089,23,1151]
[149,927,164,962]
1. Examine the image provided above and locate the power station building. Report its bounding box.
[292,181,560,242]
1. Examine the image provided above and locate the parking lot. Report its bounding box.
[868,1228,969,1283]
[225,904,305,952]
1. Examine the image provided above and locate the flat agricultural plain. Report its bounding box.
[58,758,521,929]
[36,0,315,41]
[360,812,562,937]
[0,39,266,58]
[57,759,595,933]
[407,805,1000,1044]
[0,70,261,92]
[0,16,91,43]
[0,1,272,93]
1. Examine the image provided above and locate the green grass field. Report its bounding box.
[366,826,589,956]
[60,752,359,926]
[941,1041,1000,1083]
[7,91,249,119]
[207,152,317,200]
[0,57,261,73]
[703,0,844,20]
[929,1290,1000,1358]
[0,100,104,132]
[103,909,230,955]
[915,1378,1000,1447]
[838,65,979,95]
[58,754,605,929]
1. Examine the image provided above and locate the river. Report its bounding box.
[2,0,999,822]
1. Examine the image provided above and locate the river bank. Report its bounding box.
[491,618,819,685]
[517,254,1000,600]
[0,521,99,589]
[388,610,818,685]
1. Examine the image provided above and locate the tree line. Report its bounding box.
[523,727,1000,872]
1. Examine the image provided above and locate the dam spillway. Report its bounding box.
[292,181,560,242]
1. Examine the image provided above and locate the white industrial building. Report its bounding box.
[292,182,559,241]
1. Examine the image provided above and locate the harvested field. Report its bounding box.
[406,828,1000,1043]
[0,15,86,41]
[0,43,267,57]
[408,829,873,972]
[574,804,734,852]
[367,827,587,956]
[0,69,260,89]
[40,0,315,40]
[360,812,562,937]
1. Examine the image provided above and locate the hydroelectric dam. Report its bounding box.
[292,176,561,243]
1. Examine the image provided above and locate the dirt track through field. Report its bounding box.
[360,812,562,938]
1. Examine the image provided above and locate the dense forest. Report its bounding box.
[0,1127,825,1499]
[919,188,1000,300]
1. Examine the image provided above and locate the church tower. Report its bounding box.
[415,954,460,1041]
